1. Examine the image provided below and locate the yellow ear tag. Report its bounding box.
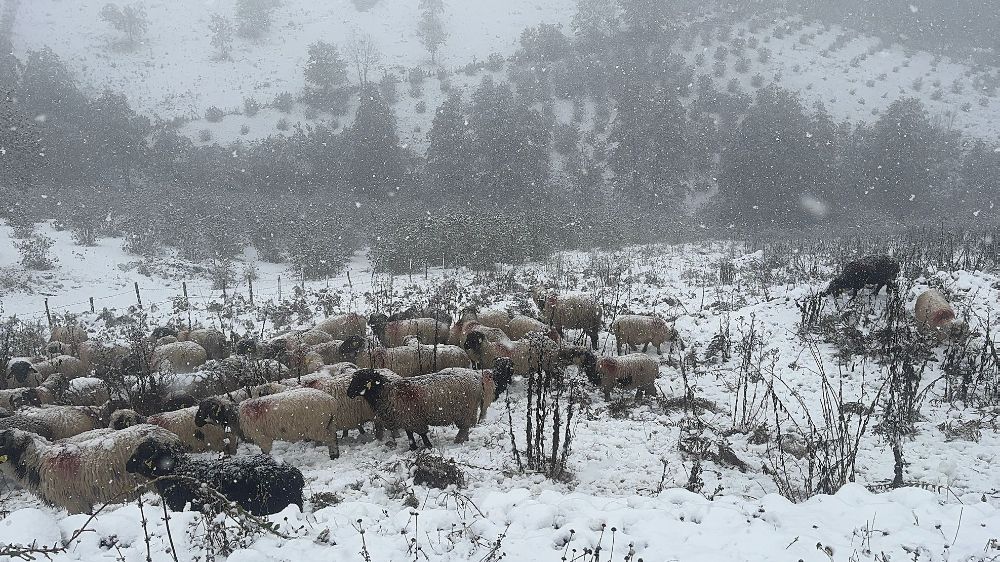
[0,455,8,463]
[146,460,154,469]
[365,381,373,389]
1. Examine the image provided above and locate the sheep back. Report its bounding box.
[314,313,368,340]
[595,353,659,399]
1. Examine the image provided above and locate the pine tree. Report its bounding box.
[209,15,234,60]
[608,84,690,206]
[100,3,149,46]
[467,77,550,204]
[236,0,280,39]
[717,87,828,226]
[425,91,467,199]
[88,90,150,186]
[416,1,447,63]
[303,41,350,113]
[344,87,405,199]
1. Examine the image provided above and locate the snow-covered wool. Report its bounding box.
[506,314,560,341]
[111,406,235,454]
[337,335,380,364]
[314,313,368,340]
[0,416,56,439]
[378,318,451,347]
[177,329,228,360]
[463,330,514,369]
[308,340,349,365]
[2,374,66,408]
[823,255,900,298]
[914,289,965,342]
[8,355,88,388]
[357,343,471,377]
[195,387,340,458]
[77,341,129,377]
[298,329,334,346]
[125,437,304,516]
[60,377,111,408]
[293,370,399,440]
[507,333,563,377]
[610,314,678,355]
[0,424,182,514]
[152,341,208,374]
[533,289,602,349]
[9,404,112,440]
[155,335,178,346]
[346,368,494,449]
[49,325,89,346]
[459,308,511,331]
[595,353,659,400]
[150,327,178,340]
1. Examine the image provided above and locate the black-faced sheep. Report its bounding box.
[111,406,236,454]
[194,388,341,458]
[346,368,495,450]
[125,438,304,516]
[463,330,514,370]
[314,312,368,340]
[823,255,900,299]
[150,326,178,340]
[6,355,88,388]
[152,341,208,373]
[0,424,182,514]
[594,353,660,400]
[914,289,966,343]
[610,314,678,355]
[533,289,602,350]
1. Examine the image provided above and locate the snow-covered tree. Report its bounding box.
[345,87,405,198]
[416,0,447,63]
[303,41,350,113]
[100,3,149,46]
[208,14,233,60]
[425,91,467,198]
[236,0,280,39]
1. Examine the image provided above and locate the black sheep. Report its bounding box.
[125,438,305,516]
[823,255,900,299]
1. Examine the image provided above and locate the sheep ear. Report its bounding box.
[365,381,373,390]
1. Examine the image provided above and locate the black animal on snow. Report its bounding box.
[125,438,304,516]
[151,327,178,340]
[823,255,900,298]
[490,358,515,398]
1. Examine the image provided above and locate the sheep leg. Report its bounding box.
[421,433,433,449]
[406,431,419,450]
[615,337,622,356]
[341,429,349,439]
[454,426,470,443]
[641,342,649,352]
[257,439,273,454]
[588,328,598,350]
[326,432,340,460]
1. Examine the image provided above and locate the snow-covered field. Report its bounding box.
[2,222,1000,560]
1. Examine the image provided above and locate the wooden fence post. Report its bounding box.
[89,297,95,313]
[44,298,52,327]
[182,282,191,331]
[248,277,254,306]
[134,282,143,309]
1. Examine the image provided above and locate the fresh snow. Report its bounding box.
[2,221,1000,560]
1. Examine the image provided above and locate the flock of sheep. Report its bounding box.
[0,255,965,517]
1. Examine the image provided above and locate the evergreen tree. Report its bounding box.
[717,87,828,227]
[88,90,150,186]
[236,0,280,39]
[466,77,549,204]
[100,3,149,46]
[608,84,690,206]
[344,87,404,199]
[416,0,447,63]
[303,41,350,113]
[0,91,40,189]
[209,15,234,60]
[962,140,1000,213]
[425,91,467,199]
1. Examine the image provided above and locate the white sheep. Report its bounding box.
[195,387,341,458]
[594,353,659,400]
[610,314,678,355]
[152,341,208,373]
[357,343,471,377]
[314,312,368,340]
[110,406,236,454]
[506,314,560,341]
[299,329,334,347]
[534,289,603,350]
[294,369,399,440]
[11,404,111,440]
[379,318,450,347]
[346,368,495,449]
[77,341,130,377]
[61,377,111,407]
[914,289,966,343]
[0,424,182,514]
[177,328,228,360]
[49,325,89,346]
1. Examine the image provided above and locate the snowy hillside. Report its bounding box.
[3,221,1000,560]
[10,1,1000,151]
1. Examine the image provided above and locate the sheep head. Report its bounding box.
[560,348,599,384]
[0,429,31,465]
[150,326,178,340]
[368,313,390,342]
[8,361,38,386]
[235,338,259,356]
[463,331,488,353]
[126,438,182,478]
[346,369,388,402]
[195,397,234,428]
[110,409,145,430]
[338,335,367,361]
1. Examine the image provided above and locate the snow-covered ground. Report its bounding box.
[2,222,1000,560]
